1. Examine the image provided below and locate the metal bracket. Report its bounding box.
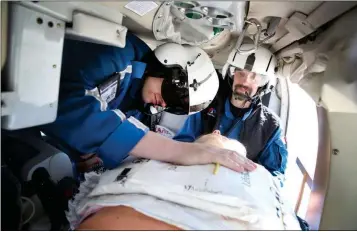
[235,18,262,55]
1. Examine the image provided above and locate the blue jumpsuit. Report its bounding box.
[41,33,152,169]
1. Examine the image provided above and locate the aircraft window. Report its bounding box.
[282,83,319,221]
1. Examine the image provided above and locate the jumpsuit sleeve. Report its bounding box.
[173,113,203,142]
[42,98,149,169]
[40,33,151,169]
[126,33,151,61]
[257,127,288,175]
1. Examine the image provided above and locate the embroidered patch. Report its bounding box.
[207,107,217,117]
[98,72,121,103]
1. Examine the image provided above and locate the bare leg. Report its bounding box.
[77,206,182,230]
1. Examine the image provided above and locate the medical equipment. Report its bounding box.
[152,1,246,45]
[1,2,126,130]
[170,1,235,29]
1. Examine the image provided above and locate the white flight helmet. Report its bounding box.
[144,42,219,115]
[222,44,277,87]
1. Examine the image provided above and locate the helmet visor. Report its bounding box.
[161,68,190,115]
[189,101,212,114]
[228,66,269,87]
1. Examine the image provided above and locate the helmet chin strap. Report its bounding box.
[232,91,258,105]
[140,103,167,116]
[244,91,254,102]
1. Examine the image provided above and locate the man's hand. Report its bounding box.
[130,132,257,173]
[173,143,257,172]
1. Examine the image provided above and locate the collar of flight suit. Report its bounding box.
[224,98,254,121]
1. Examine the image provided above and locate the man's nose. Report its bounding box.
[213,130,221,135]
[241,74,249,83]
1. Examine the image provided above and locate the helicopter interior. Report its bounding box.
[1,1,357,230]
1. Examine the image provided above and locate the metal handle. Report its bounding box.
[255,29,276,45]
[235,18,262,55]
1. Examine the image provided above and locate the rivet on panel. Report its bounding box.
[332,149,339,155]
[53,64,57,68]
[57,23,61,28]
[48,21,54,28]
[37,17,43,24]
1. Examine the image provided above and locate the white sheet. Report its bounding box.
[67,157,301,230]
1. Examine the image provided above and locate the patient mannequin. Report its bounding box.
[77,131,249,230]
[196,130,247,156]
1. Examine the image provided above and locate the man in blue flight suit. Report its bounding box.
[40,32,257,173]
[174,45,288,175]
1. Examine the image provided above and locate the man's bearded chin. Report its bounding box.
[233,85,252,101]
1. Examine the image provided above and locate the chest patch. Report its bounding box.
[207,107,217,117]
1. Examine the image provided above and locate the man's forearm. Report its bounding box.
[129,131,257,173]
[129,131,190,163]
